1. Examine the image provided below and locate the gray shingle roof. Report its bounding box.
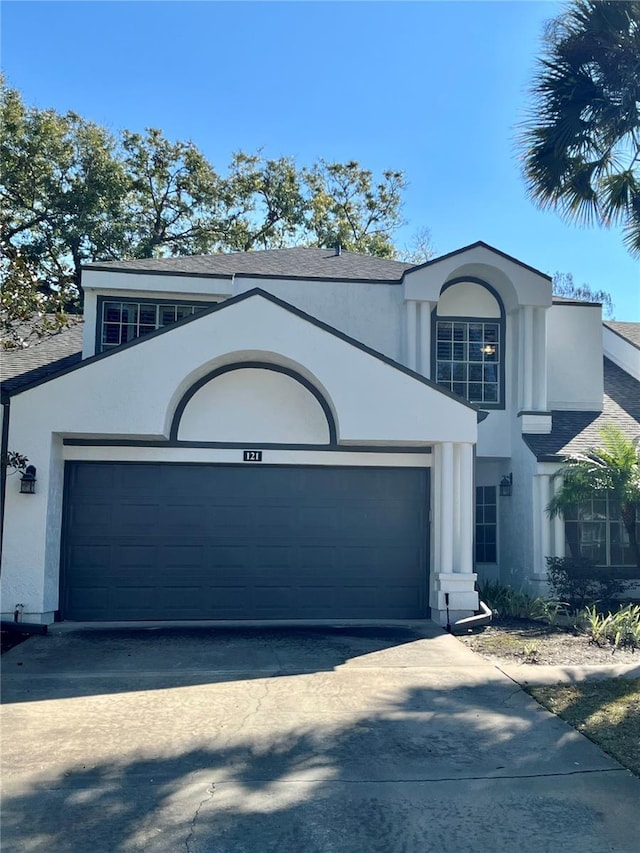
[604,321,640,349]
[1,322,84,395]
[524,358,640,460]
[84,247,413,282]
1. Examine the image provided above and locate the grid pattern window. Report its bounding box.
[101,302,207,350]
[436,321,500,404]
[564,497,640,567]
[475,486,497,563]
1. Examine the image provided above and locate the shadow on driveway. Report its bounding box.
[1,623,443,703]
[2,676,638,853]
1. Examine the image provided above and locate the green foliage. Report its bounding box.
[546,556,631,611]
[1,78,127,293]
[120,128,224,258]
[528,596,569,626]
[4,451,28,471]
[303,160,405,257]
[1,80,410,338]
[522,641,540,663]
[520,1,640,257]
[477,579,566,623]
[547,424,640,569]
[581,603,640,651]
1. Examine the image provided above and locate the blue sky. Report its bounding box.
[2,0,638,319]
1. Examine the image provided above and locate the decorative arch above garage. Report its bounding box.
[170,361,337,444]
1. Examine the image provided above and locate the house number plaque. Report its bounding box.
[243,450,263,462]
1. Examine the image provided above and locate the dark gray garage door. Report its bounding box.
[61,462,429,621]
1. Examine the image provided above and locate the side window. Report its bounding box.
[564,498,639,567]
[99,300,207,352]
[476,486,497,563]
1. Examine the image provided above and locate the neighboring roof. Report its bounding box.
[84,247,414,283]
[1,322,84,397]
[524,358,640,461]
[604,321,640,349]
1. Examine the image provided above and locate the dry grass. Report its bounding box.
[528,679,640,776]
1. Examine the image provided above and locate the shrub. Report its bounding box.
[581,603,640,652]
[546,556,631,611]
[478,580,536,619]
[477,580,566,623]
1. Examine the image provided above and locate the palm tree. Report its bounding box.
[520,1,640,257]
[547,424,640,568]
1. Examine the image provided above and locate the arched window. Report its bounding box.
[432,278,505,408]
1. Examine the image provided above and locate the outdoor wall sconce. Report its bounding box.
[499,473,513,497]
[20,465,37,494]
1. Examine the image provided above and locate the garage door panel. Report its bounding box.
[62,463,428,620]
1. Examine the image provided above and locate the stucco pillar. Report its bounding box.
[432,440,478,625]
[440,442,454,574]
[522,306,534,410]
[418,301,432,377]
[533,307,548,411]
[405,300,418,370]
[452,442,462,567]
[457,442,474,574]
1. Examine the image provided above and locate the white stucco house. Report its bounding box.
[1,241,638,626]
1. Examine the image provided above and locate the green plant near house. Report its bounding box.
[546,424,640,569]
[478,580,535,619]
[477,580,565,623]
[580,603,640,652]
[529,596,570,625]
[546,556,631,611]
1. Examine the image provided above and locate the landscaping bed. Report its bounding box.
[456,617,639,666]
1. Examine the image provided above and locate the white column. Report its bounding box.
[419,301,432,377]
[432,444,441,570]
[522,305,534,410]
[552,475,566,558]
[533,307,547,411]
[406,300,417,370]
[538,475,551,573]
[440,442,454,573]
[458,443,474,574]
[452,444,462,569]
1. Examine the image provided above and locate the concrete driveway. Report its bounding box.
[1,623,639,852]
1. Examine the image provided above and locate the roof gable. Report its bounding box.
[9,288,478,446]
[404,241,552,282]
[3,288,478,415]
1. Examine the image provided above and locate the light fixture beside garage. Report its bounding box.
[499,473,512,497]
[19,465,37,494]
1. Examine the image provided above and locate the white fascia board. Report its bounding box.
[81,268,234,298]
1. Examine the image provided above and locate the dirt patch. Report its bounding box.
[456,618,639,666]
